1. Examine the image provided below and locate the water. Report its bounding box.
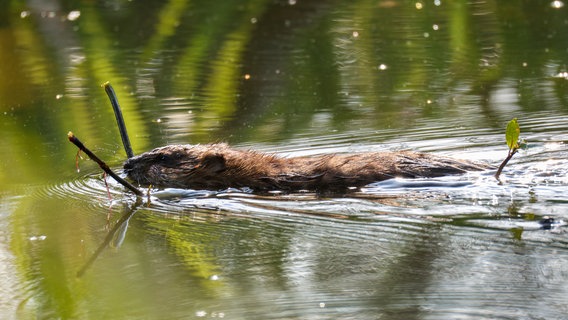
[1,1,568,319]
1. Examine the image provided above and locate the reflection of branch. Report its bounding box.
[77,199,142,277]
[68,132,143,197]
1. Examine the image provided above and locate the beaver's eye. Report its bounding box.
[159,154,176,166]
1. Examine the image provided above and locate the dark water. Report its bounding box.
[1,1,568,319]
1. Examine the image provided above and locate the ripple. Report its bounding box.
[34,170,138,209]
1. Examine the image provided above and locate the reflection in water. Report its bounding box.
[1,0,568,319]
[76,199,140,278]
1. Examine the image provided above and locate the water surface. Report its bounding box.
[1,1,568,319]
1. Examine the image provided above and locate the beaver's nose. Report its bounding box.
[123,158,135,172]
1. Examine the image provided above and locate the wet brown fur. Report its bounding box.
[123,143,489,192]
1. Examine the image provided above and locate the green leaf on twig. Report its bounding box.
[495,118,523,181]
[505,118,520,150]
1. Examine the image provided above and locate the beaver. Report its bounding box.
[123,143,489,192]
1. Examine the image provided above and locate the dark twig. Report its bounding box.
[68,131,143,197]
[103,82,134,159]
[494,148,518,181]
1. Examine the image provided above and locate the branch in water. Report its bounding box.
[68,131,143,197]
[494,148,518,181]
[103,82,134,159]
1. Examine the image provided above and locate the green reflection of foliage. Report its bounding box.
[270,16,341,139]
[2,0,568,149]
[198,4,267,136]
[74,4,148,155]
[10,197,90,318]
[169,0,270,141]
[165,224,224,286]
[140,0,190,62]
[142,211,224,285]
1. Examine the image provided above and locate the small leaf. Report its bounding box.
[505,118,520,150]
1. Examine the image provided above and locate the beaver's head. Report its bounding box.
[123,144,228,189]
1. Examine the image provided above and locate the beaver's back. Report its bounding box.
[123,144,490,191]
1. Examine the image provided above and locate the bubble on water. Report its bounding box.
[20,11,31,18]
[56,94,63,100]
[378,64,387,70]
[289,0,297,5]
[210,274,220,280]
[416,2,423,9]
[352,31,359,38]
[434,0,441,6]
[195,311,207,317]
[30,235,47,241]
[250,17,257,24]
[433,24,439,30]
[67,11,81,21]
[551,0,564,8]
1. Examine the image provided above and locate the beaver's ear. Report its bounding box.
[201,154,226,173]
